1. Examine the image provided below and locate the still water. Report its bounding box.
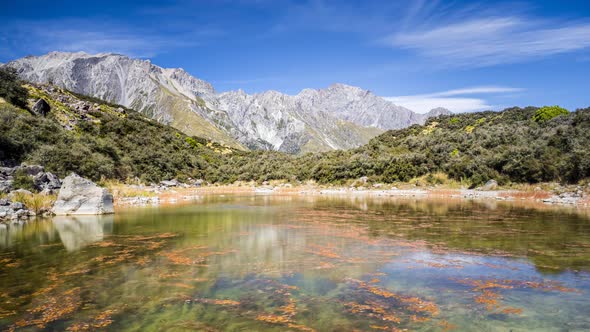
[1,195,590,331]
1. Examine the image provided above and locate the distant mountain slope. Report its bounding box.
[8,52,244,149]
[8,52,450,153]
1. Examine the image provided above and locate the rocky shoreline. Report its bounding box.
[111,179,590,210]
[0,164,62,222]
[2,164,589,223]
[0,165,115,224]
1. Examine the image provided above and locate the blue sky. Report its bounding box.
[1,0,590,113]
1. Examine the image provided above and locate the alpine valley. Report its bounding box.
[7,52,449,153]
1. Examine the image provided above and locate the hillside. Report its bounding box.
[1,68,588,187]
[0,81,238,183]
[304,107,590,185]
[7,52,448,153]
[201,106,590,186]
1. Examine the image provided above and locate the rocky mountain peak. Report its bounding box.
[426,107,453,117]
[7,51,451,154]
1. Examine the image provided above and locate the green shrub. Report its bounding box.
[12,169,36,191]
[0,67,29,109]
[532,105,568,122]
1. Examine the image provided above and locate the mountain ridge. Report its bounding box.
[7,51,451,153]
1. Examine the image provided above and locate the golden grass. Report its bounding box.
[409,172,467,189]
[11,192,57,214]
[100,179,157,198]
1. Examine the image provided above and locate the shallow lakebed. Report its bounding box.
[1,195,590,331]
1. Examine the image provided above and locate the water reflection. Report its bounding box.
[0,215,113,251]
[0,195,589,331]
[53,215,114,251]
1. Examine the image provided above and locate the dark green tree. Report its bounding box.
[0,67,29,109]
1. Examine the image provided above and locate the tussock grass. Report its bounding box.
[409,172,468,189]
[11,192,57,214]
[101,179,157,198]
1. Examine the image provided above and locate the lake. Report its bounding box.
[1,194,589,331]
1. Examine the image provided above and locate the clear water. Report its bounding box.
[1,195,590,331]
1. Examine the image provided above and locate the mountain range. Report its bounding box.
[7,52,450,153]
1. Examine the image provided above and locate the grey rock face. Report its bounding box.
[33,172,61,191]
[160,179,179,187]
[0,199,32,222]
[0,180,12,194]
[480,180,499,191]
[426,107,453,118]
[32,98,51,116]
[15,165,44,176]
[52,173,114,215]
[9,52,450,153]
[1,165,54,193]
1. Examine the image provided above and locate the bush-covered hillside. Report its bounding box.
[1,68,589,186]
[0,80,237,183]
[344,107,590,185]
[210,107,590,186]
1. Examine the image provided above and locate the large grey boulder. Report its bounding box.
[32,98,51,116]
[52,173,114,215]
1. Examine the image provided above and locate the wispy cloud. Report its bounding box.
[258,1,590,68]
[0,18,208,59]
[384,86,523,113]
[385,16,590,67]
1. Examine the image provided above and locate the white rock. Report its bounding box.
[52,173,114,215]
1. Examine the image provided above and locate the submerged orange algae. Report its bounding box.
[160,246,237,266]
[194,298,240,306]
[67,309,117,331]
[500,307,523,315]
[0,309,17,319]
[438,320,457,331]
[245,279,316,331]
[279,298,297,318]
[90,241,119,248]
[13,287,81,329]
[1,258,21,268]
[167,282,194,289]
[287,323,316,332]
[344,278,440,326]
[454,277,577,314]
[474,290,501,310]
[255,314,316,332]
[306,244,341,259]
[256,314,291,324]
[161,251,196,265]
[344,301,401,324]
